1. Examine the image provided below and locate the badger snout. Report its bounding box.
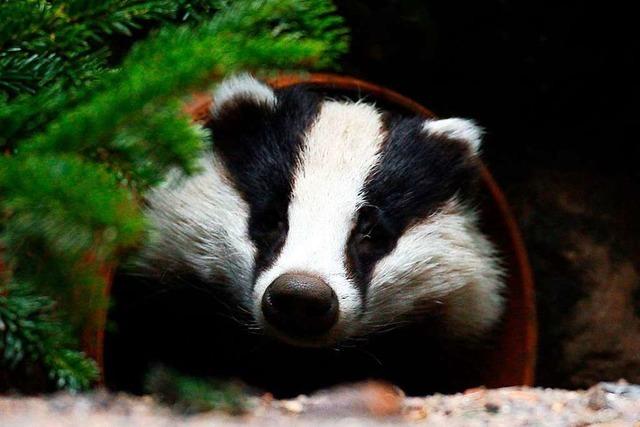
[261,273,339,340]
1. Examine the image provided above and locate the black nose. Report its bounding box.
[262,273,339,337]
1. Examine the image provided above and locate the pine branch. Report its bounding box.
[0,154,144,314]
[0,0,349,392]
[145,365,248,414]
[0,0,192,97]
[0,283,99,391]
[20,0,348,188]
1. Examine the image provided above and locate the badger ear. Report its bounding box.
[422,118,483,155]
[211,74,277,118]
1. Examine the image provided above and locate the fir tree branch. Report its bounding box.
[21,0,348,188]
[0,0,348,392]
[0,154,144,311]
[0,0,186,97]
[0,283,99,391]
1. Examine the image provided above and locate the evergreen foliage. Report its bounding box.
[0,283,99,391]
[0,0,348,392]
[145,365,248,414]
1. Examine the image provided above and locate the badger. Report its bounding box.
[113,74,505,394]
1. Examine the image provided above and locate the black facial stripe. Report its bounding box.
[207,86,321,275]
[346,115,480,293]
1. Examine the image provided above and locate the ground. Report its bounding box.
[1,381,639,426]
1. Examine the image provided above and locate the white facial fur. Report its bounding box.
[137,153,256,306]
[136,74,275,306]
[252,100,386,343]
[365,199,504,339]
[211,73,277,119]
[423,118,484,153]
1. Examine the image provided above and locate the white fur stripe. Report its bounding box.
[138,153,256,304]
[211,74,277,118]
[253,100,386,340]
[365,200,504,337]
[423,118,483,153]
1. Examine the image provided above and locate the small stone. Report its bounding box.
[586,387,610,411]
[301,380,403,418]
[141,395,154,404]
[405,406,428,421]
[464,387,486,395]
[261,393,274,405]
[362,381,404,416]
[281,400,304,414]
[600,381,640,398]
[484,402,500,414]
[508,390,539,401]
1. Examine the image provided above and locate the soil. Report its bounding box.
[1,381,639,426]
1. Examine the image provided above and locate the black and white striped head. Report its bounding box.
[140,75,504,348]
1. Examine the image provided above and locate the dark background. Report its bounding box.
[334,0,640,387]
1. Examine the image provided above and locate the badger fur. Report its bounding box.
[131,74,504,356]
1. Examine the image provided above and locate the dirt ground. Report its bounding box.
[1,381,639,426]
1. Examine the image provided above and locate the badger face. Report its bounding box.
[139,75,504,349]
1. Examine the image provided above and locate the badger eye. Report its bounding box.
[355,224,385,256]
[353,206,394,258]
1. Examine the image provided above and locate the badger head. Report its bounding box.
[138,75,504,348]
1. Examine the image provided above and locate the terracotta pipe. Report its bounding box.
[95,73,537,388]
